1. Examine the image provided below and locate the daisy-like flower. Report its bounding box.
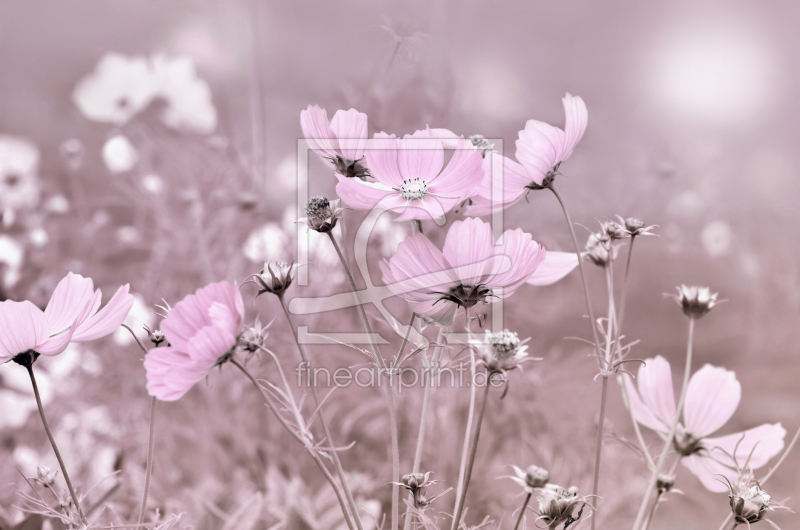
[379,217,545,325]
[144,281,245,401]
[0,272,134,364]
[724,469,783,526]
[465,94,587,214]
[473,329,531,374]
[300,105,370,180]
[620,356,786,492]
[335,129,484,224]
[536,484,587,528]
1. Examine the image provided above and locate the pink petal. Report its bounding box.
[526,251,579,286]
[428,137,484,203]
[144,346,208,401]
[300,105,339,159]
[72,284,135,342]
[559,93,588,162]
[466,153,531,216]
[636,356,676,431]
[515,120,563,184]
[330,108,368,160]
[683,364,741,438]
[489,229,545,297]
[441,217,495,286]
[38,299,95,356]
[0,301,50,361]
[161,281,242,351]
[618,373,670,434]
[187,324,237,365]
[703,423,786,470]
[680,453,736,493]
[428,128,461,149]
[364,133,403,187]
[398,129,444,182]
[43,272,98,335]
[393,194,447,223]
[335,174,394,211]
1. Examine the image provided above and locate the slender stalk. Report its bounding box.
[231,358,356,530]
[326,230,400,530]
[402,325,445,530]
[641,491,662,530]
[547,184,604,367]
[513,493,532,530]
[453,375,492,528]
[620,380,655,469]
[277,294,364,530]
[25,361,87,526]
[615,236,636,342]
[633,319,696,530]
[136,397,158,526]
[590,373,608,527]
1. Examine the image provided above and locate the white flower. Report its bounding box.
[0,235,24,287]
[73,52,161,124]
[141,174,164,194]
[102,134,139,173]
[151,54,217,134]
[701,220,733,257]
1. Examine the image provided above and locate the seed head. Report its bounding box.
[476,329,530,373]
[302,196,345,233]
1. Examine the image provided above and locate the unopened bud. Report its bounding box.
[625,217,645,232]
[303,196,344,233]
[252,261,296,297]
[402,473,425,490]
[670,285,719,319]
[525,465,550,488]
[656,474,674,493]
[37,465,55,486]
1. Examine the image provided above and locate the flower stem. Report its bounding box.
[326,230,400,530]
[632,318,696,530]
[136,396,158,526]
[25,361,87,526]
[277,294,364,530]
[513,493,532,530]
[231,358,356,530]
[615,236,636,343]
[641,491,662,530]
[590,373,609,529]
[453,375,492,529]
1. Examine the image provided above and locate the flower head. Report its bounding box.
[536,484,586,528]
[584,233,619,267]
[300,196,345,233]
[250,261,297,297]
[0,272,134,364]
[240,316,270,358]
[336,129,484,223]
[727,471,774,525]
[380,217,545,325]
[300,105,370,179]
[670,285,719,319]
[144,281,245,401]
[393,472,441,509]
[620,356,786,492]
[474,329,530,374]
[525,465,550,489]
[36,465,56,487]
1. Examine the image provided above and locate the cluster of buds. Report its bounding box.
[143,324,166,346]
[300,196,345,233]
[394,472,441,509]
[536,484,587,528]
[584,232,618,267]
[669,285,719,319]
[475,329,531,374]
[36,465,56,487]
[725,472,774,525]
[239,317,270,360]
[250,261,297,297]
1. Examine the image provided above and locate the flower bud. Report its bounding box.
[144,325,166,346]
[476,330,529,373]
[625,217,645,232]
[656,474,674,493]
[731,485,772,524]
[240,317,270,356]
[252,261,296,297]
[37,465,55,486]
[525,465,550,488]
[537,484,585,528]
[402,473,426,490]
[302,196,344,233]
[584,234,617,267]
[670,285,719,319]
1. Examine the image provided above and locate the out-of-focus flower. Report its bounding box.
[300,196,345,233]
[250,261,297,297]
[669,285,719,319]
[29,228,49,248]
[336,130,484,224]
[656,474,675,494]
[584,233,620,267]
[473,329,531,374]
[0,135,41,226]
[240,316,270,359]
[535,484,587,528]
[102,134,139,173]
[624,217,658,237]
[141,174,165,195]
[73,53,161,124]
[151,54,217,134]
[701,220,733,257]
[466,94,587,214]
[508,464,551,492]
[44,195,71,215]
[59,138,85,171]
[36,465,56,487]
[0,362,53,430]
[0,272,134,363]
[380,217,545,325]
[243,222,290,263]
[144,281,244,401]
[301,105,370,180]
[620,356,786,492]
[0,235,24,288]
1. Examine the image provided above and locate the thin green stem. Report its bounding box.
[453,375,492,529]
[277,294,364,530]
[641,491,662,530]
[327,230,399,529]
[231,358,356,530]
[513,493,532,530]
[547,184,605,369]
[136,396,158,526]
[633,318,695,530]
[26,362,87,526]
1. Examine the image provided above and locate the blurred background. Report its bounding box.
[0,1,798,529]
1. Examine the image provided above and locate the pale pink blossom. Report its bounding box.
[144,281,244,401]
[380,217,544,324]
[466,94,587,214]
[300,105,369,179]
[336,129,484,223]
[621,356,786,492]
[525,251,579,286]
[0,272,134,362]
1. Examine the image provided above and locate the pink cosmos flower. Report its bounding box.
[465,94,587,215]
[621,356,786,492]
[300,105,370,180]
[144,281,244,401]
[380,217,545,324]
[336,129,484,223]
[0,272,134,362]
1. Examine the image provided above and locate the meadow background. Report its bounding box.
[0,1,798,529]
